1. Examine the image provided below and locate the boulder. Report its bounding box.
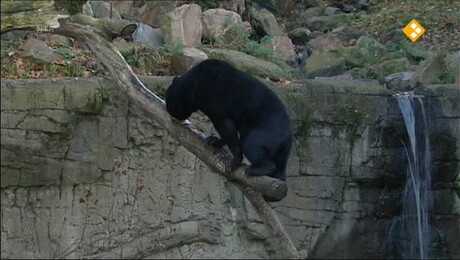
[49,34,70,47]
[307,33,343,53]
[401,41,433,60]
[201,8,246,43]
[166,4,202,47]
[264,36,296,62]
[372,57,414,78]
[132,23,164,49]
[111,1,133,17]
[333,26,363,46]
[302,51,346,78]
[111,1,146,20]
[301,0,322,8]
[300,6,325,18]
[385,72,415,91]
[219,0,246,15]
[171,48,208,75]
[204,48,289,79]
[22,38,59,63]
[1,30,29,41]
[348,67,370,79]
[140,1,177,28]
[251,8,285,37]
[340,0,369,13]
[240,21,253,35]
[253,0,320,15]
[329,47,367,68]
[314,74,353,81]
[445,51,460,84]
[308,31,325,40]
[306,14,349,32]
[288,27,311,45]
[324,7,341,15]
[410,52,456,85]
[82,1,93,17]
[355,35,386,63]
[89,1,122,19]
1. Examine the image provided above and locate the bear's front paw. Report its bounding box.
[227,153,243,171]
[205,136,225,148]
[226,159,242,172]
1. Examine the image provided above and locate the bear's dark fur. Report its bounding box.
[165,59,292,201]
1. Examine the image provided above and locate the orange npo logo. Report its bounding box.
[403,19,426,42]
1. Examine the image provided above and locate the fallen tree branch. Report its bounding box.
[64,14,137,41]
[52,15,298,259]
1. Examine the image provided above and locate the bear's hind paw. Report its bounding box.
[205,136,225,148]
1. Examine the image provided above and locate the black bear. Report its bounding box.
[165,59,292,201]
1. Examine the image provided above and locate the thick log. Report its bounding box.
[238,184,300,259]
[66,14,137,40]
[54,17,299,259]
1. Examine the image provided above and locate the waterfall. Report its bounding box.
[390,91,433,259]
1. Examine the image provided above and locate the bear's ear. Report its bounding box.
[172,76,180,83]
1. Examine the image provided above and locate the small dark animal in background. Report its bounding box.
[294,45,308,67]
[165,59,292,201]
[287,45,309,68]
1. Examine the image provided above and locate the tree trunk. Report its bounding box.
[64,14,137,40]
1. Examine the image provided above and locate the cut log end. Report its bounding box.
[120,24,137,37]
[273,180,288,200]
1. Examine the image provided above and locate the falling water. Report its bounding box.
[390,91,433,259]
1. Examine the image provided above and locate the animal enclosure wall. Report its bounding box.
[1,77,458,258]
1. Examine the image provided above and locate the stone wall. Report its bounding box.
[1,77,458,259]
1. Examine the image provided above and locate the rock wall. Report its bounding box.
[1,77,458,259]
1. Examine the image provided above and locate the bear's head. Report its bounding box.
[165,76,194,120]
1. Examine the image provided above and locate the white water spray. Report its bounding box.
[390,91,433,259]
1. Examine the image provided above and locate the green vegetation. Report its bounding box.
[202,21,288,70]
[206,21,249,50]
[186,0,221,10]
[86,87,105,115]
[337,105,366,141]
[123,45,173,76]
[432,52,456,84]
[56,47,75,60]
[2,0,458,80]
[297,115,311,136]
[1,37,105,79]
[159,41,185,55]
[352,0,460,51]
[54,0,87,15]
[242,36,283,65]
